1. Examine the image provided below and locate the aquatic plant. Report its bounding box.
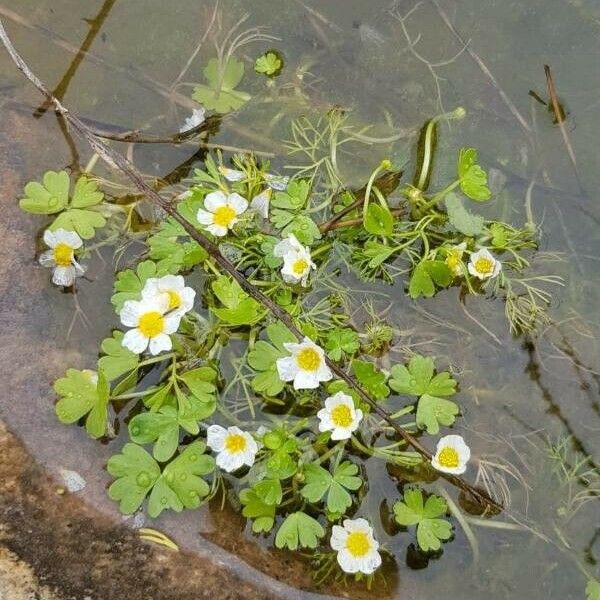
[1,15,570,588]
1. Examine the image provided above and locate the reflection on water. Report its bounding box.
[0,0,598,598]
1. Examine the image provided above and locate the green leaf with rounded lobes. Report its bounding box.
[107,443,160,514]
[389,355,456,397]
[416,394,459,435]
[275,511,325,551]
[364,203,393,235]
[98,330,139,382]
[19,170,70,214]
[458,147,491,202]
[239,488,275,533]
[351,359,390,400]
[71,175,103,208]
[50,208,106,240]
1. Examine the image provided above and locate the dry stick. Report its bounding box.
[544,65,584,193]
[430,0,531,134]
[0,20,501,513]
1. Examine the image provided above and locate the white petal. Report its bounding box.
[43,229,59,248]
[120,300,142,327]
[122,328,149,354]
[179,287,196,312]
[162,314,181,335]
[196,208,215,225]
[52,266,75,287]
[140,278,160,299]
[207,223,229,237]
[59,230,83,249]
[38,249,55,267]
[217,451,246,472]
[227,192,248,215]
[330,525,348,550]
[148,333,172,355]
[344,518,371,532]
[276,356,297,382]
[358,551,382,575]
[204,190,228,212]
[219,167,244,182]
[250,190,271,218]
[337,550,361,574]
[316,362,333,382]
[265,173,289,191]
[207,425,227,452]
[293,370,320,390]
[330,427,352,440]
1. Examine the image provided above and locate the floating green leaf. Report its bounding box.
[192,57,250,113]
[248,322,296,396]
[253,478,283,506]
[50,207,106,240]
[148,219,207,274]
[301,461,362,513]
[54,369,109,439]
[271,180,309,210]
[19,170,69,214]
[255,51,283,76]
[111,260,160,313]
[71,175,103,208]
[408,260,452,299]
[445,193,484,236]
[148,441,215,517]
[458,148,491,202]
[129,406,199,462]
[275,511,325,550]
[415,394,459,434]
[351,359,390,400]
[98,331,139,382]
[211,275,263,325]
[393,488,452,552]
[586,579,600,600]
[240,487,276,533]
[107,443,161,514]
[389,355,457,397]
[324,328,360,361]
[364,203,394,235]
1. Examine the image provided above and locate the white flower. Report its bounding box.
[38,228,86,287]
[179,107,206,133]
[444,242,467,277]
[141,275,195,319]
[468,248,502,280]
[120,295,181,355]
[82,369,98,386]
[218,166,244,182]
[250,188,272,218]
[317,392,363,440]
[264,173,289,191]
[431,434,471,475]
[273,234,316,287]
[196,190,248,237]
[330,518,382,575]
[206,425,259,472]
[276,337,332,390]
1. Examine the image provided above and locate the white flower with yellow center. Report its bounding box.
[330,518,382,575]
[317,392,363,440]
[38,228,86,287]
[431,434,471,475]
[273,234,316,287]
[141,275,196,319]
[276,337,332,389]
[120,295,181,356]
[218,166,244,182]
[264,173,289,191]
[196,190,248,237]
[206,425,259,472]
[250,188,272,219]
[445,242,467,277]
[468,248,502,280]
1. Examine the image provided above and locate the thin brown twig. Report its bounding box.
[0,19,501,513]
[543,65,583,193]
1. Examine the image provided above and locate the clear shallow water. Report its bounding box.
[0,0,598,598]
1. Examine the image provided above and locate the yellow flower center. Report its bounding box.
[138,311,165,338]
[446,251,461,273]
[346,531,371,558]
[213,205,237,228]
[224,433,247,454]
[166,290,181,310]
[474,257,494,275]
[296,347,321,371]
[331,404,353,428]
[53,242,74,267]
[438,446,459,468]
[292,258,309,276]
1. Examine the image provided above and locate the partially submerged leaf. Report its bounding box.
[192,57,250,113]
[211,275,263,325]
[445,193,484,236]
[98,331,139,381]
[415,394,459,434]
[275,511,325,550]
[458,148,491,202]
